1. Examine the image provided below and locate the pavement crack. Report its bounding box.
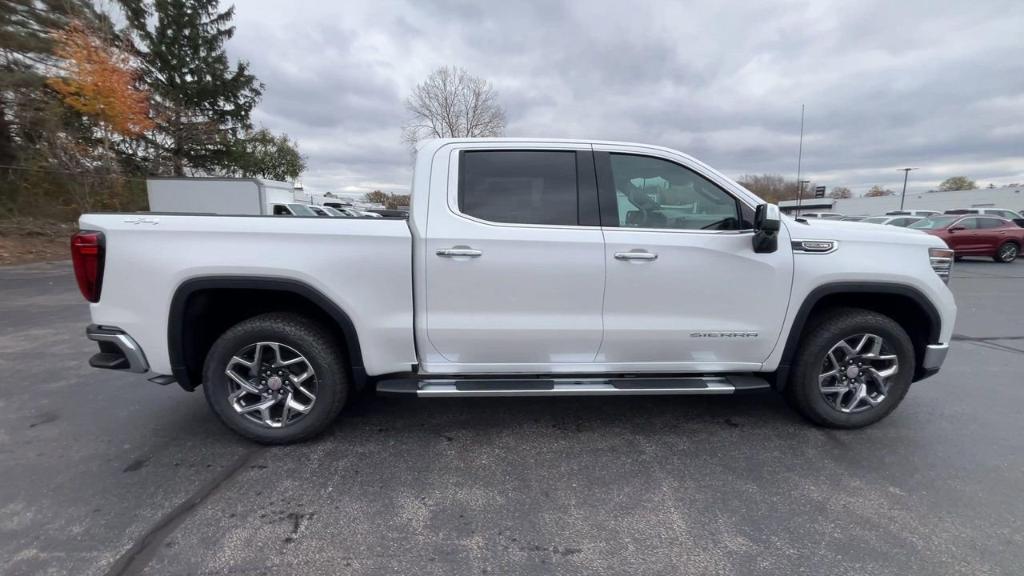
[103,448,265,576]
[952,334,1024,355]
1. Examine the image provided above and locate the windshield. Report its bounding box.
[862,217,889,224]
[910,216,958,229]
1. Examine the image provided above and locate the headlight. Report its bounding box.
[929,247,953,283]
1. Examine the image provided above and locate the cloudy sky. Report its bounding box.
[227,0,1024,197]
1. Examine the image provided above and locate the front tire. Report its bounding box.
[786,308,915,429]
[994,242,1019,263]
[202,312,349,444]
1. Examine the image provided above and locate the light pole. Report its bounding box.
[797,179,810,216]
[899,168,916,210]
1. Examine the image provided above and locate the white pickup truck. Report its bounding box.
[74,139,957,444]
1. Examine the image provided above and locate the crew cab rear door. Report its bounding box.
[421,144,606,372]
[593,144,794,371]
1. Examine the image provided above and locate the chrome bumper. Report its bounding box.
[918,343,949,380]
[86,325,149,373]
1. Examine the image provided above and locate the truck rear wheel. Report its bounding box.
[202,312,348,444]
[787,308,915,428]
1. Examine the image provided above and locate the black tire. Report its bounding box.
[786,307,915,429]
[994,241,1019,263]
[202,312,349,444]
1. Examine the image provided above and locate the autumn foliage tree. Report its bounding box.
[42,20,152,210]
[47,21,152,144]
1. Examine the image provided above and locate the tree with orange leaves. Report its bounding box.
[47,20,152,145]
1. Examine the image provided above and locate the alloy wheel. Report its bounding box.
[999,243,1018,262]
[817,333,898,414]
[224,342,317,428]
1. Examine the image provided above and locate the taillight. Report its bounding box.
[71,231,105,302]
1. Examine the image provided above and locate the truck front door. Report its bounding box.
[594,145,794,372]
[421,146,606,372]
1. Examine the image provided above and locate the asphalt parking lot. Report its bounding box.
[1,259,1022,575]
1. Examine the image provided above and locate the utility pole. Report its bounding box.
[798,180,810,216]
[795,104,805,216]
[899,168,916,210]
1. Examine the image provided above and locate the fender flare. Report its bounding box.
[773,282,941,388]
[167,276,366,391]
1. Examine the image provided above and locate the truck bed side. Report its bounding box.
[79,213,416,378]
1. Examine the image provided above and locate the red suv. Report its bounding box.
[911,215,1024,262]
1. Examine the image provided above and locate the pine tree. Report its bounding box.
[119,0,263,175]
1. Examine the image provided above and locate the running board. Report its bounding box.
[375,375,770,397]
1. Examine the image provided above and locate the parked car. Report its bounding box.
[861,216,923,227]
[270,203,318,216]
[885,210,940,217]
[911,215,1024,262]
[318,206,348,217]
[944,208,1024,227]
[800,212,844,220]
[73,138,956,444]
[320,203,381,218]
[369,208,410,218]
[308,206,331,217]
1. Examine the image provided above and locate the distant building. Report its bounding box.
[778,186,1024,216]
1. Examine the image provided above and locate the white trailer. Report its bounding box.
[146,178,298,215]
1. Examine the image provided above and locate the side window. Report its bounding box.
[978,218,1005,229]
[608,154,741,230]
[459,150,578,226]
[958,218,979,229]
[272,205,291,216]
[992,210,1017,220]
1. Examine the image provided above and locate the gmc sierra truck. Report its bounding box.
[74,139,957,444]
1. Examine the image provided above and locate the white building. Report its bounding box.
[779,186,1024,216]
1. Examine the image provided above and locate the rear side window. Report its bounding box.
[459,151,578,226]
[978,218,1005,229]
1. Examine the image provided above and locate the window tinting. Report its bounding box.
[978,218,1005,229]
[608,154,741,230]
[459,151,578,225]
[958,218,980,229]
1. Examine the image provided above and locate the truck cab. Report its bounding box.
[75,138,957,444]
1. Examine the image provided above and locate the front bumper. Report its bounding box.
[917,343,949,380]
[86,325,149,373]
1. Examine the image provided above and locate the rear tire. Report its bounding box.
[994,242,1019,263]
[786,308,915,429]
[202,312,349,444]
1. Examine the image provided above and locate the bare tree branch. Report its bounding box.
[402,66,505,149]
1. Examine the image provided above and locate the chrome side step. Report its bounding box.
[376,375,770,397]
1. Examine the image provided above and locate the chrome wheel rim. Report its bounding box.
[1000,244,1017,261]
[224,342,317,428]
[818,333,898,414]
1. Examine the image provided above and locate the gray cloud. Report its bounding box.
[229,0,1024,195]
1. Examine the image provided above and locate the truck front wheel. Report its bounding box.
[787,308,915,428]
[202,312,349,444]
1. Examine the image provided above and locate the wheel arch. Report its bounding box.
[773,282,941,389]
[168,276,366,392]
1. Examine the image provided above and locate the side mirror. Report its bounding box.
[753,203,780,254]
[948,226,964,233]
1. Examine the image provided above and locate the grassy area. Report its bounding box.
[0,219,77,266]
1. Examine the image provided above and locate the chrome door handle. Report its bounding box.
[614,251,658,261]
[436,247,482,258]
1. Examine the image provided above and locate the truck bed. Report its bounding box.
[79,213,417,377]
